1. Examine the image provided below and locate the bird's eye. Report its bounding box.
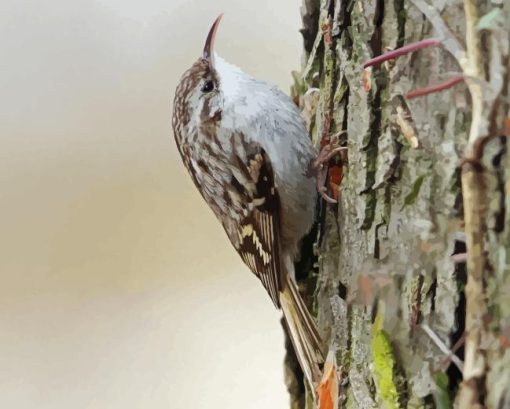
[201,80,214,93]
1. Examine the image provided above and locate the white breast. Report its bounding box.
[215,55,318,258]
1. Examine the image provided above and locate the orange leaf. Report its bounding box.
[329,165,344,202]
[317,351,339,409]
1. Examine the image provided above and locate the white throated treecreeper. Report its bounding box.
[172,15,325,392]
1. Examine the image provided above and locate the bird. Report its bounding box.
[171,15,326,392]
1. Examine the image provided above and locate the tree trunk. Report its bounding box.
[286,1,510,408]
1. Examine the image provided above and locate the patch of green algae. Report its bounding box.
[371,313,403,409]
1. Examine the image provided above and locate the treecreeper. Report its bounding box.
[171,15,328,400]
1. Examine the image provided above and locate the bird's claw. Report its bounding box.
[313,141,347,204]
[314,146,347,170]
[318,186,338,204]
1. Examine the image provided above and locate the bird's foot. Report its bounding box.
[314,143,347,167]
[312,139,347,204]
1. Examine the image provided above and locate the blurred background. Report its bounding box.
[0,1,303,408]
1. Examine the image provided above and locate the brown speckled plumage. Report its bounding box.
[171,16,325,393]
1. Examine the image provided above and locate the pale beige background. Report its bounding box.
[0,1,303,408]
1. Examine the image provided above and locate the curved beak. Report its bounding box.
[203,14,223,66]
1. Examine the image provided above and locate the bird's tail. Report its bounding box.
[280,274,325,391]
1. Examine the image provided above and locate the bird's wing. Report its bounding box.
[229,144,282,308]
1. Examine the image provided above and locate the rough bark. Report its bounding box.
[286,1,510,408]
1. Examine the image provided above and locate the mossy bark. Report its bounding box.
[286,1,510,408]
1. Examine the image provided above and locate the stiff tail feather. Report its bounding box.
[280,274,325,390]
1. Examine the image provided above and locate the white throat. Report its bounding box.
[214,54,244,101]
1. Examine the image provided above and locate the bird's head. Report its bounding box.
[173,15,239,139]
